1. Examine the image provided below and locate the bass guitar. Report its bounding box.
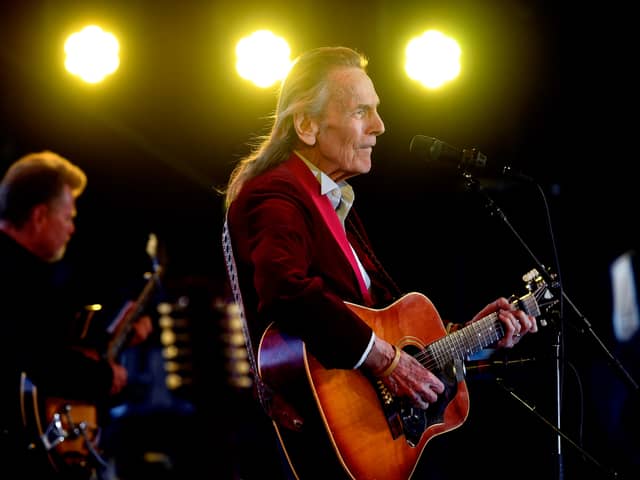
[19,233,164,477]
[257,269,558,480]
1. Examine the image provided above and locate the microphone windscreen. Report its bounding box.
[409,135,438,163]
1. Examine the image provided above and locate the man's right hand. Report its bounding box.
[364,337,444,410]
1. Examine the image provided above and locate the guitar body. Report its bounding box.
[43,397,100,468]
[258,292,470,480]
[19,373,101,478]
[15,234,165,477]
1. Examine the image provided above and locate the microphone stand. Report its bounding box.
[462,172,637,479]
[493,377,619,479]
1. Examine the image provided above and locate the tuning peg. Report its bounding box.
[522,269,539,283]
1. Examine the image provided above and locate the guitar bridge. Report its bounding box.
[372,356,463,448]
[373,379,403,439]
[373,379,427,447]
[40,412,66,451]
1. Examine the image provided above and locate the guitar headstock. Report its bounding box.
[516,268,560,328]
[146,232,158,260]
[145,232,165,275]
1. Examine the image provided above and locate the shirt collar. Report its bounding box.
[294,150,337,193]
[294,150,353,211]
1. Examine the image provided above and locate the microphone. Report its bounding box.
[409,135,529,180]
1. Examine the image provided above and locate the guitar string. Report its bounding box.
[410,289,544,370]
[246,206,546,376]
[348,214,546,369]
[416,288,545,369]
[413,313,502,370]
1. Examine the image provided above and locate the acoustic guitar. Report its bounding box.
[257,269,558,480]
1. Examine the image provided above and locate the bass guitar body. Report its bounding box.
[19,372,102,478]
[16,233,164,478]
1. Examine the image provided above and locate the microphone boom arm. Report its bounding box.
[462,170,636,480]
[463,172,638,391]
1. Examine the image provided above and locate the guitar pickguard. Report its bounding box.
[373,346,462,448]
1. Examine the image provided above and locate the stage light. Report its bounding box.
[64,25,120,84]
[405,30,461,89]
[235,29,292,88]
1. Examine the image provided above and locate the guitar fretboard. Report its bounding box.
[422,292,539,371]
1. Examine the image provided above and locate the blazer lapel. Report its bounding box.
[288,155,372,304]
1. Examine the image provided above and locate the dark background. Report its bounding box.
[1,1,638,479]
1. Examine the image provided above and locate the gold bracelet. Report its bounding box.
[378,345,401,377]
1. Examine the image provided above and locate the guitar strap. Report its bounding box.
[222,215,304,431]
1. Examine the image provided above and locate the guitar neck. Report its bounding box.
[106,269,161,361]
[427,313,503,370]
[424,291,539,371]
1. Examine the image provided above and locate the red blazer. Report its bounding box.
[227,153,398,369]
